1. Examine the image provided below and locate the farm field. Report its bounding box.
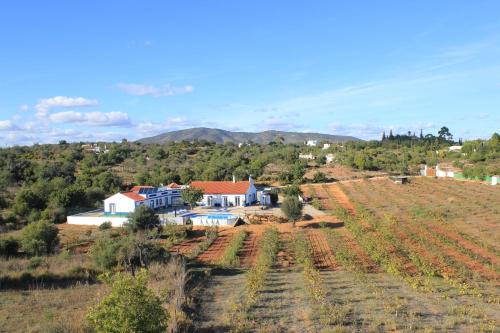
[1,178,499,332]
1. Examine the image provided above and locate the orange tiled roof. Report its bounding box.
[121,192,146,201]
[131,185,154,193]
[190,181,250,195]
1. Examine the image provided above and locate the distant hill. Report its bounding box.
[137,127,360,144]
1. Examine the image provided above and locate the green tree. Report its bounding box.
[281,196,303,227]
[125,206,160,232]
[438,126,453,141]
[20,220,59,255]
[181,186,204,209]
[86,270,168,333]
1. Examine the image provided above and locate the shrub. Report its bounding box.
[281,196,303,225]
[86,270,168,333]
[99,221,112,231]
[312,171,327,183]
[20,220,59,255]
[90,237,122,270]
[0,237,20,256]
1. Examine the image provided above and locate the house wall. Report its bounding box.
[104,194,137,214]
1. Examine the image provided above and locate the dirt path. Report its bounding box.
[248,268,315,332]
[306,229,339,270]
[238,231,261,268]
[193,270,247,332]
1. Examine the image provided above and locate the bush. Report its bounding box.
[86,270,168,333]
[20,220,59,255]
[0,237,20,256]
[125,206,160,232]
[312,171,327,183]
[281,196,303,224]
[90,237,122,270]
[99,221,112,231]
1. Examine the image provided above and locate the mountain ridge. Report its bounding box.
[137,127,361,144]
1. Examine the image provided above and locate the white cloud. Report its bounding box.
[0,120,14,130]
[117,83,194,97]
[19,104,29,112]
[35,96,98,116]
[48,111,130,126]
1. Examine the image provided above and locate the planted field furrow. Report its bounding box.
[329,184,422,278]
[305,229,339,270]
[310,184,333,210]
[421,222,499,268]
[196,233,234,264]
[168,235,206,255]
[238,231,261,268]
[403,222,498,280]
[346,179,500,278]
[324,184,356,214]
[331,227,378,273]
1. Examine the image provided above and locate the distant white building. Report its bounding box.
[190,176,257,207]
[448,145,463,152]
[305,140,318,147]
[492,176,499,186]
[299,153,315,160]
[82,143,109,154]
[322,143,331,150]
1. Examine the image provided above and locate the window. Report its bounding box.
[235,196,240,206]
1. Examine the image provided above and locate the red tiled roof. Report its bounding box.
[190,181,250,195]
[121,192,145,201]
[131,185,154,193]
[168,182,181,189]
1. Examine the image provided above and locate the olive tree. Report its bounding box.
[281,196,303,227]
[86,270,168,333]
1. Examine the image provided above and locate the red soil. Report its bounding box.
[238,231,261,268]
[405,223,499,280]
[306,229,339,270]
[168,235,207,256]
[334,226,378,273]
[422,222,499,267]
[324,184,356,214]
[196,232,235,264]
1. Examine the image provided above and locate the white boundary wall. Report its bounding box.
[67,215,128,227]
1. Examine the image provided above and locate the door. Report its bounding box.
[223,196,228,207]
[109,203,116,214]
[207,196,213,207]
[235,196,240,206]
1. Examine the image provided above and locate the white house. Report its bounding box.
[190,176,257,207]
[325,153,335,164]
[103,185,183,215]
[322,143,331,150]
[299,153,315,160]
[492,176,499,186]
[305,140,318,147]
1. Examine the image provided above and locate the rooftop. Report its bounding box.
[190,181,251,195]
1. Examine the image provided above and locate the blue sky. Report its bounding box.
[1,1,499,145]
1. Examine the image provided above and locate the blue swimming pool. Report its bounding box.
[183,213,240,226]
[185,213,238,219]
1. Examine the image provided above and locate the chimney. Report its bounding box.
[232,175,236,183]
